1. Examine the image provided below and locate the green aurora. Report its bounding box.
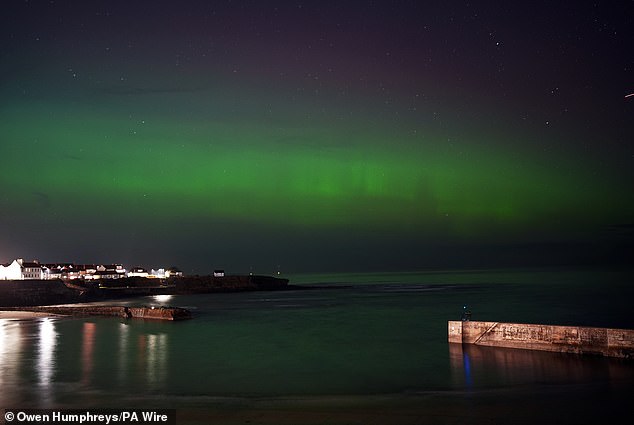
[1,98,629,241]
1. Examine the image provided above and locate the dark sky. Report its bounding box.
[1,1,633,274]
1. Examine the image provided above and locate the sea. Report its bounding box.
[1,267,633,424]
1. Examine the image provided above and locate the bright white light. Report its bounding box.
[152,295,173,303]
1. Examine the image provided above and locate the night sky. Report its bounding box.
[1,1,633,274]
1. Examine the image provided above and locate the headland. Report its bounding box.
[0,274,289,307]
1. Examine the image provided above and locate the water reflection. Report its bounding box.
[37,318,57,405]
[449,342,633,389]
[135,333,170,388]
[145,334,168,388]
[118,323,129,385]
[0,321,24,405]
[81,322,96,385]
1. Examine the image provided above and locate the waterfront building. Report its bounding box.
[127,267,149,278]
[0,259,43,280]
[0,259,23,280]
[150,268,167,278]
[42,263,75,280]
[97,264,126,278]
[167,267,183,277]
[20,259,43,279]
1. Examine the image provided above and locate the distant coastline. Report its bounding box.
[0,274,289,307]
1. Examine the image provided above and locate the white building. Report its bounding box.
[0,259,23,280]
[42,263,74,280]
[166,267,183,277]
[127,267,149,278]
[0,259,43,280]
[43,267,63,280]
[150,268,166,278]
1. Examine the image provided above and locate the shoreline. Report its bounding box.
[1,305,192,320]
[30,385,634,425]
[0,310,65,319]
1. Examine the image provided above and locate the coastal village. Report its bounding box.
[0,258,184,281]
[0,258,286,310]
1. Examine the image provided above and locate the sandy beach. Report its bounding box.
[0,310,63,319]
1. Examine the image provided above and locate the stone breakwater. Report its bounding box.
[448,320,634,359]
[2,305,192,320]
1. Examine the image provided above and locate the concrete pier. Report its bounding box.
[448,320,634,359]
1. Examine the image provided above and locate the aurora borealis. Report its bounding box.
[1,1,633,273]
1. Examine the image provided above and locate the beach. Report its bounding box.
[0,310,62,319]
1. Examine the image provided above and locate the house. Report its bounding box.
[166,267,183,277]
[42,263,75,280]
[84,264,125,280]
[20,259,43,279]
[63,266,82,280]
[42,267,63,280]
[127,267,149,278]
[97,264,125,273]
[150,268,166,278]
[3,257,183,281]
[79,265,98,279]
[91,270,122,279]
[0,259,44,280]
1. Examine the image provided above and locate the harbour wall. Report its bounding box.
[448,320,634,359]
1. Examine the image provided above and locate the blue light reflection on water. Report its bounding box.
[462,348,473,388]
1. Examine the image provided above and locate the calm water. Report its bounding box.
[1,267,633,422]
